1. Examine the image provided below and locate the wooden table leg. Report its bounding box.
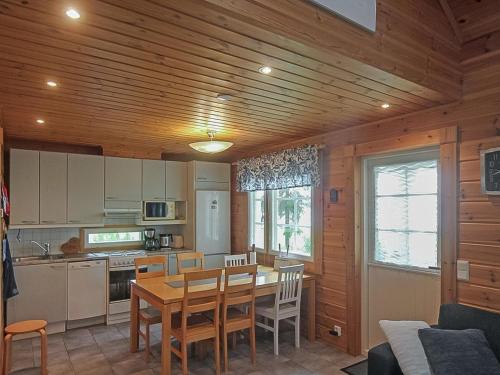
[161,304,172,375]
[130,284,140,353]
[307,281,316,342]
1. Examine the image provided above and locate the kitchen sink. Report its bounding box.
[12,254,66,263]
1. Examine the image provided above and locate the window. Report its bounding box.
[249,190,265,250]
[366,149,440,270]
[249,186,313,259]
[84,227,144,249]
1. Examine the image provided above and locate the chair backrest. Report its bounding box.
[275,264,304,310]
[224,254,248,267]
[181,269,222,330]
[177,252,205,274]
[223,264,258,311]
[134,255,167,280]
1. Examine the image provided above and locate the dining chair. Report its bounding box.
[134,255,167,361]
[224,254,247,267]
[221,264,258,372]
[177,252,205,274]
[255,264,304,356]
[171,268,222,375]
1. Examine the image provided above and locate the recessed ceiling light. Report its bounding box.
[36,119,45,124]
[65,7,80,19]
[258,66,272,74]
[216,93,232,101]
[381,103,390,109]
[47,80,57,87]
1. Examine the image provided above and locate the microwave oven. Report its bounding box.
[143,201,175,221]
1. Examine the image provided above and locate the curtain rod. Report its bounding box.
[231,143,326,165]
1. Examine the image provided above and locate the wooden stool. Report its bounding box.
[3,320,48,375]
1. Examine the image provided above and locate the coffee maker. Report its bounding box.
[144,228,159,251]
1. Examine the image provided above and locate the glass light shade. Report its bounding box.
[189,140,233,153]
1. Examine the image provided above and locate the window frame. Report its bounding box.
[364,148,442,274]
[248,186,315,261]
[83,227,145,249]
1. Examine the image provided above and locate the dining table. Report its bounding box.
[129,265,317,375]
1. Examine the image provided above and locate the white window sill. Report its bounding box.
[368,261,441,277]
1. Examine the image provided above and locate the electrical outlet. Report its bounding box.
[334,325,342,337]
[457,260,470,281]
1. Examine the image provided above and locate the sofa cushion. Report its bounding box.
[368,342,403,375]
[379,320,431,375]
[419,328,500,375]
[438,304,500,361]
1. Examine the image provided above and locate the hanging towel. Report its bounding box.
[3,236,18,300]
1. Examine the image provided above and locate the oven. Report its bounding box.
[107,254,147,324]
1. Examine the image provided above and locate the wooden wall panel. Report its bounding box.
[457,135,500,311]
[314,146,354,349]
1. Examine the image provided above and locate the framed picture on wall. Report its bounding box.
[481,147,500,195]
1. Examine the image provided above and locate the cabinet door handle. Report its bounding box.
[106,196,117,200]
[197,177,207,180]
[21,221,36,224]
[167,197,176,200]
[68,220,81,223]
[154,197,163,200]
[49,265,66,269]
[41,220,55,224]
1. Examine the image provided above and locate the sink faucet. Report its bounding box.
[31,241,50,257]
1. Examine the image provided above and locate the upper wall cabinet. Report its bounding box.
[142,160,166,201]
[192,161,230,191]
[40,152,67,225]
[10,149,39,225]
[105,157,142,208]
[68,154,104,225]
[166,161,187,201]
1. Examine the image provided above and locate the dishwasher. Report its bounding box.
[67,260,107,321]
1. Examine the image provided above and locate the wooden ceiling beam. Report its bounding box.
[438,0,463,45]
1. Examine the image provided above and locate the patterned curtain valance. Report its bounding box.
[236,145,321,192]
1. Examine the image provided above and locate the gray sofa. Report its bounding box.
[367,304,500,375]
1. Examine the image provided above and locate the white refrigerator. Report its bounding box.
[195,190,231,268]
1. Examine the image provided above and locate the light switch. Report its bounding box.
[457,260,470,281]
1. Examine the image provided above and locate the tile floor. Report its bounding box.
[9,323,364,375]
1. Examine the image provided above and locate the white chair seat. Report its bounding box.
[255,303,297,318]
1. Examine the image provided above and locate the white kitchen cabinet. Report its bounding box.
[67,260,107,320]
[166,161,187,201]
[105,157,142,207]
[67,154,104,225]
[142,160,166,201]
[7,263,67,324]
[10,149,40,225]
[40,152,67,225]
[192,161,230,191]
[195,161,230,183]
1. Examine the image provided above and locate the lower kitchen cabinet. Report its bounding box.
[7,263,68,325]
[68,260,107,320]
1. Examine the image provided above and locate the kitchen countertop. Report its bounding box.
[12,248,194,266]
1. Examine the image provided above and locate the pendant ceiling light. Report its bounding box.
[189,131,233,154]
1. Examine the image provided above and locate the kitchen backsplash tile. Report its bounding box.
[7,224,185,257]
[8,227,80,257]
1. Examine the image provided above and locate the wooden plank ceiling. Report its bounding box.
[0,0,462,160]
[448,0,500,43]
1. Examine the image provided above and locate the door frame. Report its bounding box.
[348,126,458,354]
